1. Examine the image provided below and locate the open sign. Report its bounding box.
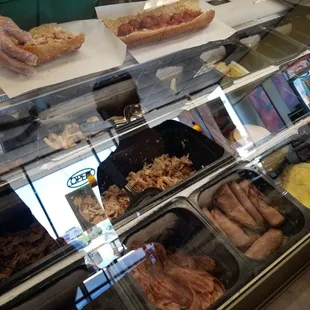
[67,168,95,188]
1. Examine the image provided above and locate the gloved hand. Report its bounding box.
[0,16,37,75]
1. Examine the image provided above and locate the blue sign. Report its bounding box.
[67,168,95,188]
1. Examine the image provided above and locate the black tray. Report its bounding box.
[117,198,252,310]
[5,261,92,310]
[97,120,225,220]
[190,164,310,274]
[0,243,76,296]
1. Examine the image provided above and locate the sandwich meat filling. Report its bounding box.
[117,10,202,36]
[25,24,76,46]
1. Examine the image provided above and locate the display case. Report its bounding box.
[0,1,310,309]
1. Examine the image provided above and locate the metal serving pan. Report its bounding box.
[115,198,253,310]
[189,163,310,274]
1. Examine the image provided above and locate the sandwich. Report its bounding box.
[103,0,215,47]
[20,23,85,65]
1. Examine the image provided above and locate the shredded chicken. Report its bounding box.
[26,24,75,46]
[72,195,106,224]
[44,123,87,150]
[101,154,194,219]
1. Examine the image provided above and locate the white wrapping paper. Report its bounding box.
[0,19,126,98]
[96,1,235,64]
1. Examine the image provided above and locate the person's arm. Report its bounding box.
[0,16,37,75]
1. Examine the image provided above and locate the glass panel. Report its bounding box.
[1,2,310,309]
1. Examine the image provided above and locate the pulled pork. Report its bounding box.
[0,223,61,281]
[101,154,194,219]
[131,243,225,310]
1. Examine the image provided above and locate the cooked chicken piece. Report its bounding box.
[243,228,261,245]
[245,228,283,260]
[44,123,87,150]
[239,179,251,196]
[229,181,265,231]
[201,207,223,232]
[248,188,285,227]
[212,209,253,248]
[213,184,261,231]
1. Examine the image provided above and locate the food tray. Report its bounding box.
[254,128,310,207]
[217,43,270,88]
[97,120,227,222]
[264,8,310,47]
[237,27,305,65]
[189,163,310,274]
[5,262,91,310]
[117,198,253,310]
[0,243,76,296]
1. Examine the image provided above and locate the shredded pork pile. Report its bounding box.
[131,243,225,310]
[101,154,194,219]
[0,223,61,281]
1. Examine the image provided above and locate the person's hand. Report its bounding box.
[0,16,37,75]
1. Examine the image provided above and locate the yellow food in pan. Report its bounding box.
[279,163,310,209]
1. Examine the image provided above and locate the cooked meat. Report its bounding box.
[229,181,265,231]
[281,235,289,247]
[213,184,261,231]
[201,207,223,232]
[72,195,106,224]
[0,223,61,281]
[248,187,285,227]
[243,228,260,245]
[212,209,253,248]
[166,265,215,294]
[131,243,225,310]
[168,251,196,269]
[191,256,216,273]
[44,123,87,150]
[245,229,283,260]
[169,251,216,273]
[101,155,194,219]
[239,179,250,196]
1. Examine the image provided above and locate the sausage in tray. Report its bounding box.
[202,179,287,261]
